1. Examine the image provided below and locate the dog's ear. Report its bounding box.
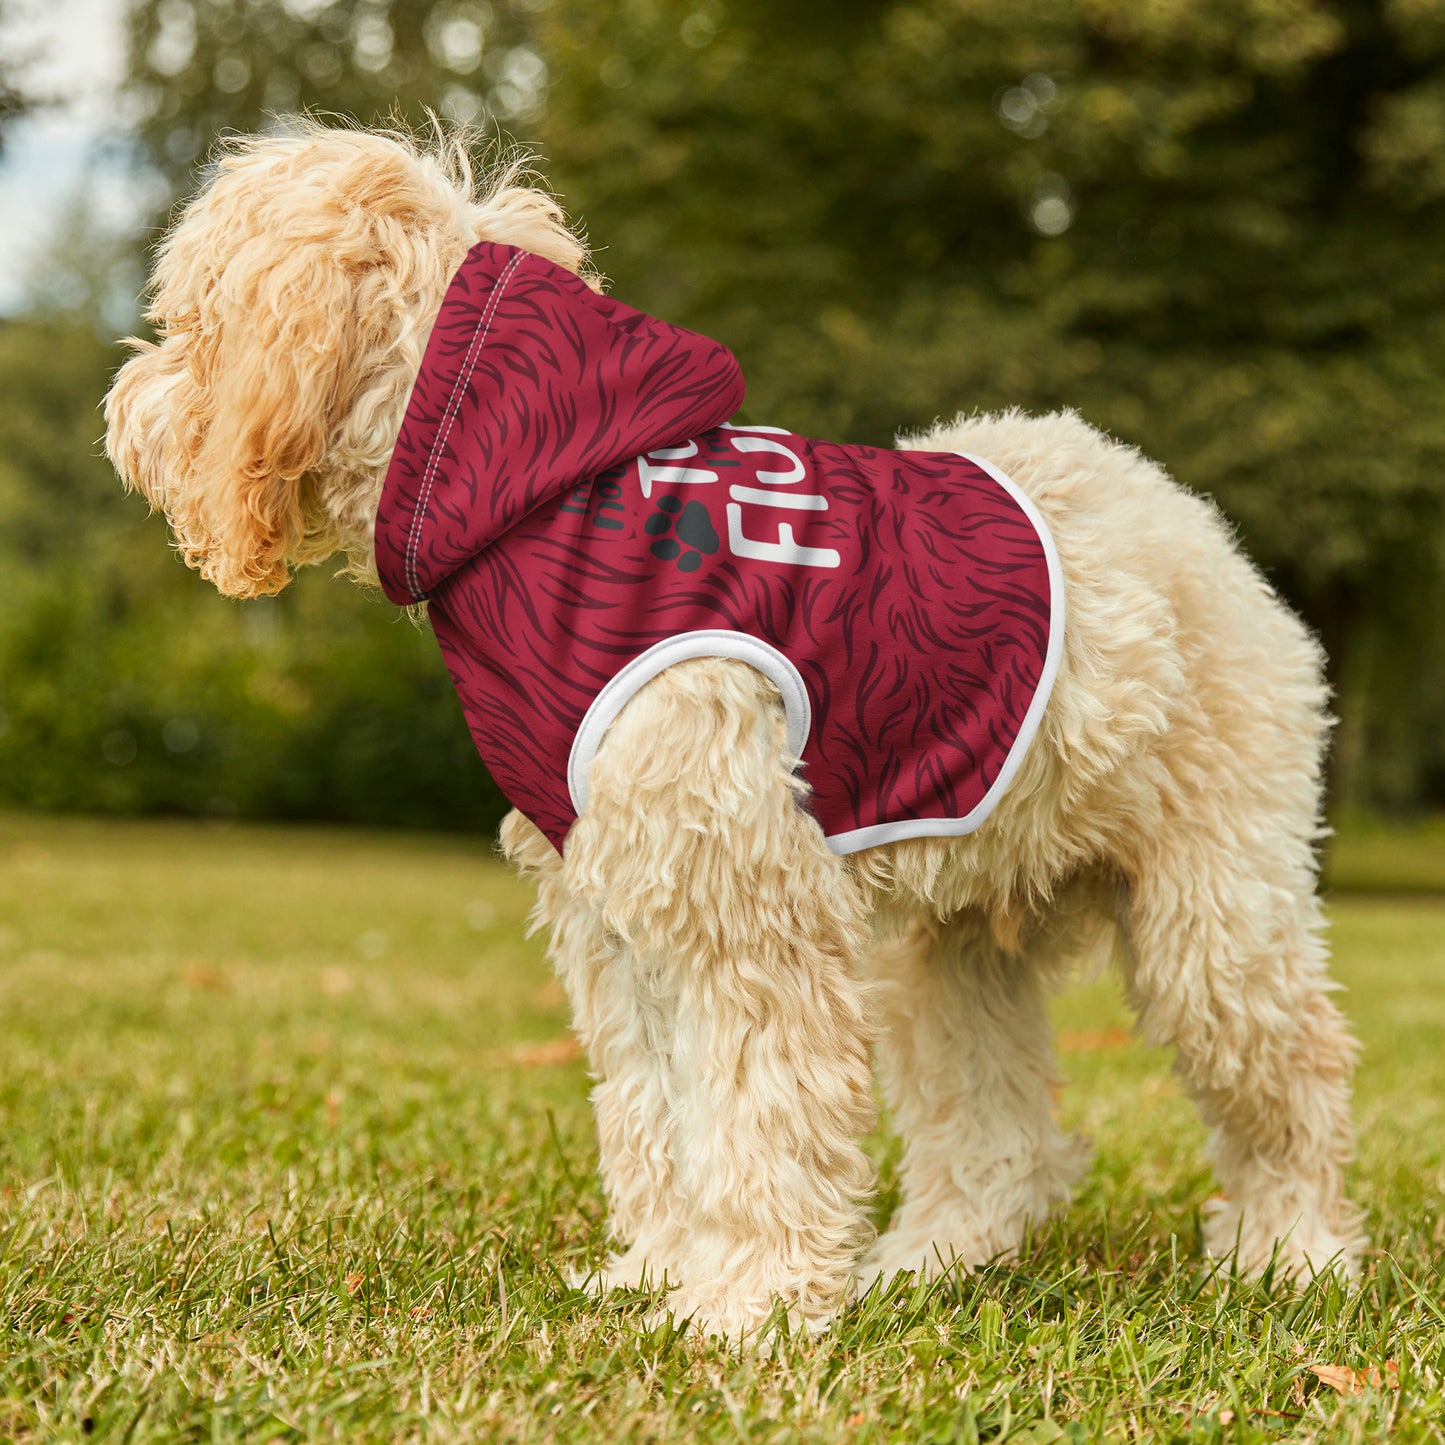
[105,131,435,600]
[184,241,356,597]
[105,330,200,545]
[113,236,371,599]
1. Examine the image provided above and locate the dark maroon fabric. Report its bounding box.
[375,243,744,601]
[376,241,1057,853]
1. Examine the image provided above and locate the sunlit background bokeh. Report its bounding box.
[3,0,1444,834]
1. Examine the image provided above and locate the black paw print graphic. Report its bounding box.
[645,497,719,572]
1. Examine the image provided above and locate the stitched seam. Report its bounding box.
[405,248,525,599]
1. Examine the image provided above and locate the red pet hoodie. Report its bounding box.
[375,242,1063,854]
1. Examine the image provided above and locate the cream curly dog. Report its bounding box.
[105,122,1364,1343]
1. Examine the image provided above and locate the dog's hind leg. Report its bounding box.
[1120,829,1365,1279]
[562,658,878,1343]
[859,910,1089,1290]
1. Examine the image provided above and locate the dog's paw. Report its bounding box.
[856,1231,1003,1296]
[645,1288,834,1351]
[860,1136,1091,1295]
[1201,1196,1366,1282]
[570,1245,675,1296]
[860,1197,1055,1289]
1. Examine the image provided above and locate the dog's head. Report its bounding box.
[105,121,589,597]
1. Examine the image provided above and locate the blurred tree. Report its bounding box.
[11,0,1435,825]
[0,315,508,829]
[123,0,545,191]
[532,0,1445,807]
[14,0,550,835]
[0,0,36,153]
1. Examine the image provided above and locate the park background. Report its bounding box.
[6,4,1445,1439]
[5,0,1445,832]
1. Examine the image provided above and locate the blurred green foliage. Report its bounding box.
[4,0,1445,829]
[0,317,505,829]
[0,0,32,154]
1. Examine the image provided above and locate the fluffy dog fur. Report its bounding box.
[105,121,1366,1343]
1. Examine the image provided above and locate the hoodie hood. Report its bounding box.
[375,242,745,604]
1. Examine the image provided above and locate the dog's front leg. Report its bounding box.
[563,658,878,1344]
[501,808,688,1290]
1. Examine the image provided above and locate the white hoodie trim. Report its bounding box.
[567,631,813,819]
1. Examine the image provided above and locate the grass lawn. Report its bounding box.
[1,812,1442,1443]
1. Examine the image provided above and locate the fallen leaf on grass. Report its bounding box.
[1056,1027,1134,1052]
[179,961,230,992]
[345,1273,365,1296]
[1310,1362,1399,1395]
[197,1332,244,1349]
[319,967,353,997]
